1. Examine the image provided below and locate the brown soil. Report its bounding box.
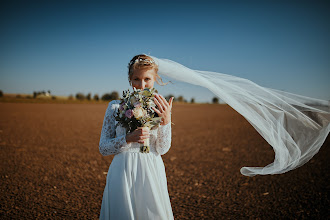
[0,103,329,219]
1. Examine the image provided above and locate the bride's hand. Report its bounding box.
[126,127,150,144]
[152,94,174,125]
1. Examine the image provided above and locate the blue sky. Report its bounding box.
[1,0,329,102]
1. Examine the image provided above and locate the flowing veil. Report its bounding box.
[149,55,330,176]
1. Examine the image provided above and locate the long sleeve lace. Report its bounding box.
[155,121,172,155]
[99,100,130,156]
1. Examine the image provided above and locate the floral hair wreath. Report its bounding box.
[128,57,155,68]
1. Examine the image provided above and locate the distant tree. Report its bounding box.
[177,95,184,102]
[33,91,37,98]
[68,94,74,100]
[212,97,219,104]
[48,90,51,94]
[0,90,3,97]
[190,98,195,103]
[93,94,99,101]
[86,93,91,101]
[102,91,119,101]
[76,93,85,100]
[52,96,56,100]
[101,93,112,101]
[110,91,119,100]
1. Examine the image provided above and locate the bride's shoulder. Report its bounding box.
[108,100,121,110]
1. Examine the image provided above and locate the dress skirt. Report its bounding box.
[99,151,174,220]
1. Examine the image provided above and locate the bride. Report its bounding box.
[99,54,174,220]
[99,53,329,219]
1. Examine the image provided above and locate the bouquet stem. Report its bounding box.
[140,136,150,153]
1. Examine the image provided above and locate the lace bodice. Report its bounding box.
[99,100,172,156]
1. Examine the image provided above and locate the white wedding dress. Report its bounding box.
[99,100,174,220]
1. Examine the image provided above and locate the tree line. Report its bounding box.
[73,91,221,103]
[0,89,222,103]
[71,91,120,101]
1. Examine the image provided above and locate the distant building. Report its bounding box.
[33,90,51,98]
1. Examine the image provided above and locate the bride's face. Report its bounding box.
[130,68,156,90]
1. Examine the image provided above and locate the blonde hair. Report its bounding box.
[127,54,168,86]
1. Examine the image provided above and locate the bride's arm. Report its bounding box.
[155,121,172,155]
[99,101,130,156]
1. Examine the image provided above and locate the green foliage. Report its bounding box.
[110,91,119,100]
[101,93,111,101]
[76,93,85,100]
[93,94,99,101]
[212,97,219,104]
[177,95,184,102]
[86,93,91,101]
[102,91,119,101]
[0,90,3,97]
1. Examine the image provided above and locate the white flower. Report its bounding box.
[133,106,147,119]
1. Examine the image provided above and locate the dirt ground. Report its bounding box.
[0,102,329,219]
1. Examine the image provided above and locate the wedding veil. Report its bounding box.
[149,55,330,177]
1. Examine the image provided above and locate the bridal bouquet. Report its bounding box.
[115,88,162,153]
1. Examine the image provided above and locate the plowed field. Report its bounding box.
[1,103,329,219]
